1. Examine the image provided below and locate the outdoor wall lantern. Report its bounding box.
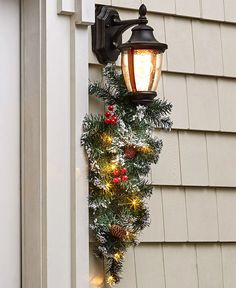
[92,4,168,105]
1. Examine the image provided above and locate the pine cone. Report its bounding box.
[110,224,126,239]
[124,146,137,159]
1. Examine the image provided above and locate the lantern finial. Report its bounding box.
[139,4,147,19]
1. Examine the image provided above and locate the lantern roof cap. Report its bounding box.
[120,23,168,52]
[120,4,168,52]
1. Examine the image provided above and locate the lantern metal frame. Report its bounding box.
[91,4,168,105]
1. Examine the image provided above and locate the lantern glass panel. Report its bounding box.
[121,48,163,93]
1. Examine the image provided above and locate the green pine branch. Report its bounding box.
[82,64,172,285]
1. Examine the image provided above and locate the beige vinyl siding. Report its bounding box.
[89,0,236,287]
[107,0,236,24]
[114,243,236,288]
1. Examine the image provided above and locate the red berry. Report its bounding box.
[111,119,117,125]
[122,175,128,181]
[121,167,127,174]
[113,177,121,183]
[105,118,111,124]
[108,105,114,111]
[113,170,120,176]
[105,111,111,117]
[111,115,118,122]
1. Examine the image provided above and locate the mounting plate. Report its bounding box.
[91,5,122,64]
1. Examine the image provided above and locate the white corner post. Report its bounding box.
[21,0,47,287]
[70,4,95,288]
[21,0,94,287]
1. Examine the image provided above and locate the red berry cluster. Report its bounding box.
[104,105,118,125]
[112,167,128,183]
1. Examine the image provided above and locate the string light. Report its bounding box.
[105,182,112,191]
[140,145,153,154]
[107,275,116,286]
[110,163,118,170]
[125,230,134,241]
[101,133,113,144]
[128,196,141,210]
[102,162,118,174]
[113,251,123,262]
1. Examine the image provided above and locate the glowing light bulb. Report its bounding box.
[129,196,141,210]
[113,252,123,262]
[107,275,116,286]
[105,182,112,190]
[121,49,163,94]
[102,162,117,174]
[125,230,134,241]
[110,163,117,170]
[101,133,113,144]
[132,199,138,206]
[134,50,153,91]
[140,145,153,154]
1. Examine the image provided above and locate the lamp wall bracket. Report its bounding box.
[92,4,148,64]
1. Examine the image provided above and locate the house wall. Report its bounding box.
[89,1,236,288]
[19,0,236,287]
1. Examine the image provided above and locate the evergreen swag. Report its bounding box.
[81,64,172,286]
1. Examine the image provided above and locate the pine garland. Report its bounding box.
[81,64,172,286]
